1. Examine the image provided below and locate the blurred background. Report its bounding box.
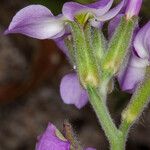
[0,0,150,150]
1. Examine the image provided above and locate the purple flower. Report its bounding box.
[58,0,124,108]
[125,0,143,20]
[36,123,70,150]
[108,16,150,92]
[5,0,125,38]
[60,73,88,109]
[5,1,125,108]
[63,0,125,27]
[36,123,96,150]
[5,5,66,39]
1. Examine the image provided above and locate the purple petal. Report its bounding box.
[134,21,150,60]
[60,73,88,109]
[98,0,124,21]
[5,5,65,39]
[125,0,143,19]
[62,0,114,20]
[88,0,114,16]
[36,123,70,150]
[86,0,112,9]
[118,53,148,93]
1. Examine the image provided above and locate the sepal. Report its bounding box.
[92,27,107,62]
[68,21,100,88]
[101,16,138,78]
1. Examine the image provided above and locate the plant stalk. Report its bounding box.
[87,85,126,150]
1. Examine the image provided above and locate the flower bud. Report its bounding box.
[125,0,143,20]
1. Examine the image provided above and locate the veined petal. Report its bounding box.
[5,5,65,39]
[98,0,124,21]
[62,0,114,20]
[60,73,88,109]
[134,21,150,59]
[118,53,148,93]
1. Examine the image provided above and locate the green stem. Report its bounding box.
[87,85,124,149]
[120,67,150,140]
[110,138,125,150]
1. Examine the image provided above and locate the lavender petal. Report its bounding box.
[60,73,88,109]
[5,5,65,39]
[36,123,70,150]
[134,21,150,59]
[125,0,143,19]
[62,0,114,20]
[98,0,124,21]
[118,53,148,92]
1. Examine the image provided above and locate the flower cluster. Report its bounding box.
[5,0,126,109]
[5,0,146,107]
[5,0,149,149]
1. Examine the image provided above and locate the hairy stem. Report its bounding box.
[87,85,124,149]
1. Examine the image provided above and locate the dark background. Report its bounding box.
[0,0,150,150]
